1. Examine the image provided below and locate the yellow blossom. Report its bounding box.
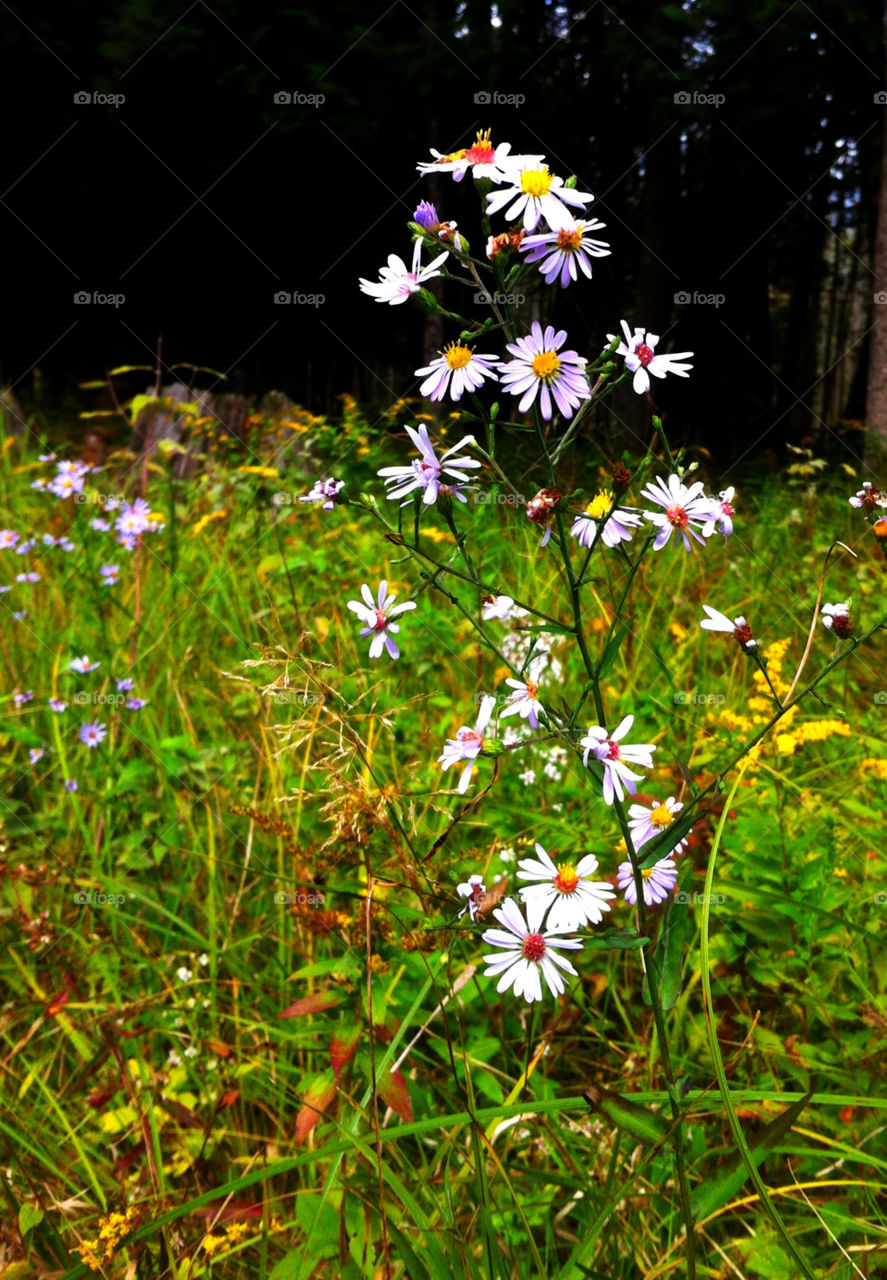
[860,758,887,780]
[237,465,279,478]
[191,510,228,538]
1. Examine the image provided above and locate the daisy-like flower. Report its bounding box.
[417,129,542,184]
[617,857,679,906]
[415,343,499,403]
[580,714,656,805]
[849,481,887,511]
[456,874,486,921]
[358,239,448,306]
[70,655,100,673]
[299,478,344,511]
[701,486,736,538]
[116,678,134,693]
[482,594,515,621]
[498,322,589,421]
[0,531,19,549]
[115,499,152,540]
[49,698,67,712]
[627,797,689,855]
[91,517,111,532]
[526,487,562,549]
[699,605,756,649]
[80,721,106,748]
[15,541,35,555]
[519,768,536,785]
[500,677,543,730]
[126,697,147,710]
[13,690,34,706]
[641,474,716,552]
[608,320,694,396]
[346,580,416,660]
[64,779,78,793]
[481,896,583,1003]
[42,534,75,551]
[438,694,496,794]
[12,610,26,621]
[516,843,616,931]
[570,490,644,550]
[521,216,611,287]
[377,423,480,506]
[100,564,120,584]
[485,163,594,232]
[29,747,45,765]
[821,602,852,637]
[16,572,40,583]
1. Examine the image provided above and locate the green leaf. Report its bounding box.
[18,1204,44,1234]
[644,894,692,1011]
[583,1085,670,1147]
[596,623,629,679]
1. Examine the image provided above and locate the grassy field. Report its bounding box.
[1,398,886,1280]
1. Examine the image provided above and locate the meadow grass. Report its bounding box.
[1,408,886,1279]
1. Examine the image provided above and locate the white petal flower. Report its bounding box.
[699,605,756,648]
[438,695,496,794]
[359,240,448,305]
[377,424,480,505]
[579,714,656,805]
[346,580,416,660]
[517,843,615,930]
[481,896,583,1003]
[456,874,486,920]
[607,320,694,395]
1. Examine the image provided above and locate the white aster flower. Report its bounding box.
[699,605,756,648]
[456,874,486,921]
[608,320,693,395]
[377,423,480,506]
[641,473,716,552]
[520,216,611,287]
[359,239,448,305]
[849,481,887,511]
[499,677,543,730]
[417,129,543,184]
[481,896,583,1002]
[517,843,616,930]
[701,486,736,538]
[821,602,852,636]
[486,163,595,232]
[415,342,499,402]
[482,594,515,621]
[580,714,656,805]
[519,768,536,786]
[438,694,496,794]
[346,580,417,660]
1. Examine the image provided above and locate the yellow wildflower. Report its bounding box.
[191,510,228,538]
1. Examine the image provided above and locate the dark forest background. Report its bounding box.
[1,0,884,463]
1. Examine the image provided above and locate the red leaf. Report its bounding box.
[85,1087,117,1108]
[114,1140,145,1174]
[278,993,338,1019]
[377,1069,413,1124]
[46,989,70,1017]
[329,1028,361,1080]
[216,1089,239,1111]
[294,1071,337,1146]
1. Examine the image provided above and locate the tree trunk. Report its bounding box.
[865,0,887,447]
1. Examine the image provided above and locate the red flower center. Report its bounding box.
[606,740,621,760]
[522,932,547,962]
[373,609,389,631]
[635,343,655,366]
[733,622,754,647]
[720,501,735,517]
[666,504,689,528]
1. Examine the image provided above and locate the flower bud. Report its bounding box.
[480,737,506,758]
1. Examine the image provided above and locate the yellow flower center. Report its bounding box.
[438,147,468,163]
[521,167,554,197]
[557,228,582,251]
[586,490,613,519]
[554,863,579,895]
[444,342,473,370]
[650,803,673,829]
[531,350,561,381]
[641,867,655,880]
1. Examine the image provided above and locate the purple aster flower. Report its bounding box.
[627,797,689,856]
[12,610,26,621]
[70,655,100,674]
[49,698,67,712]
[438,695,497,794]
[415,343,499,403]
[640,474,717,552]
[116,677,134,692]
[42,534,75,550]
[616,857,679,907]
[16,572,40,583]
[13,690,34,705]
[0,531,19,549]
[29,746,45,765]
[0,586,11,595]
[91,518,111,532]
[115,499,151,539]
[64,779,78,793]
[570,491,644,549]
[377,424,480,506]
[499,678,543,730]
[701,486,736,539]
[126,697,146,710]
[15,541,34,555]
[579,714,656,805]
[413,200,440,230]
[299,478,344,511]
[79,721,106,748]
[100,564,120,583]
[520,216,611,287]
[498,321,589,421]
[346,580,417,660]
